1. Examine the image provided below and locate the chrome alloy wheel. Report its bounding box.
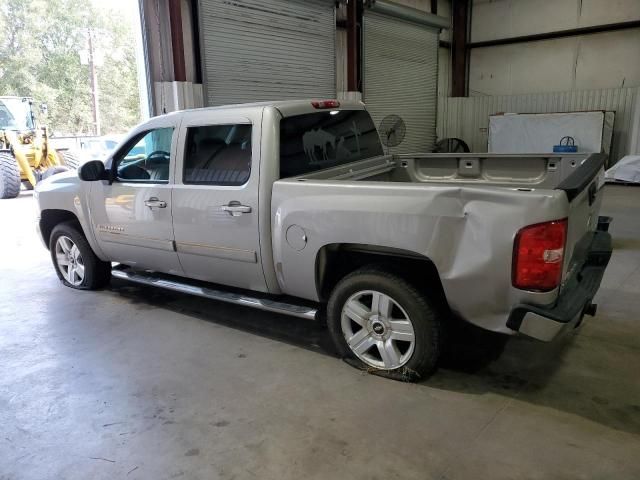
[55,235,85,286]
[340,290,416,370]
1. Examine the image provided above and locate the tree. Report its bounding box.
[0,0,140,135]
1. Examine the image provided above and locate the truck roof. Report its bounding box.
[162,98,366,119]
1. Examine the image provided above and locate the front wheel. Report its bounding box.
[50,222,111,290]
[327,267,443,381]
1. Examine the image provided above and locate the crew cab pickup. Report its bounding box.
[35,99,612,379]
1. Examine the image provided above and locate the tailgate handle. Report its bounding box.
[588,182,597,206]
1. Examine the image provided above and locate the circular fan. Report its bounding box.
[379,114,406,147]
[433,137,470,153]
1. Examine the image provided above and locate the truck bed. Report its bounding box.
[294,152,595,191]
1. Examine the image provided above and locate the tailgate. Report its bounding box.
[556,153,607,285]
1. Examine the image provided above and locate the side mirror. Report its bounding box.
[40,102,48,116]
[78,160,108,181]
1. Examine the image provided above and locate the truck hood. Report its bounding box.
[35,169,80,193]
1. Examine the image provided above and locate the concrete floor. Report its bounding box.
[1,185,640,480]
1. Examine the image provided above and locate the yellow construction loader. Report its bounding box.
[0,96,78,199]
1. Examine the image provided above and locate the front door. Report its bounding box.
[89,126,183,275]
[171,112,266,291]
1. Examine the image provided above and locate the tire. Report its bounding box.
[49,222,111,290]
[59,151,80,169]
[0,152,21,199]
[327,266,442,381]
[41,166,70,181]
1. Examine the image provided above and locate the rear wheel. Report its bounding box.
[50,222,111,290]
[327,267,443,381]
[0,152,21,199]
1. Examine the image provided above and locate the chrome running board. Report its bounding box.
[112,266,318,321]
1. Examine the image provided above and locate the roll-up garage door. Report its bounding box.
[363,3,446,154]
[198,0,336,106]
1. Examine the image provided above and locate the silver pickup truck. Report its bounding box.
[35,99,612,379]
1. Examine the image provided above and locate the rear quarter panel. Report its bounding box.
[272,179,570,334]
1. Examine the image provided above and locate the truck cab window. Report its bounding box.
[280,110,383,178]
[116,128,174,182]
[183,124,252,186]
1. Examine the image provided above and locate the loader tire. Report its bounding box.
[60,151,80,169]
[0,152,21,199]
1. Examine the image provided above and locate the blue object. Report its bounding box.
[553,145,578,152]
[553,136,578,153]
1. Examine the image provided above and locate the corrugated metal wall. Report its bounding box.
[363,12,439,154]
[198,0,336,106]
[437,87,640,163]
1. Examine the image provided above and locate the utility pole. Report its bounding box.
[87,28,101,135]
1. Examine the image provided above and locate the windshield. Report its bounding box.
[0,98,35,131]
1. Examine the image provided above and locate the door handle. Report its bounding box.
[220,202,252,216]
[145,197,167,209]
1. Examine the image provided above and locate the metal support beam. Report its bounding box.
[346,0,359,91]
[190,0,202,83]
[451,0,469,97]
[168,0,186,82]
[469,20,640,49]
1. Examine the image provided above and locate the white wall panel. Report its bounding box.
[575,30,640,90]
[472,0,577,42]
[577,0,640,28]
[469,29,640,95]
[472,0,640,42]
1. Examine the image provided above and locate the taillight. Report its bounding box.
[311,100,340,109]
[512,218,568,292]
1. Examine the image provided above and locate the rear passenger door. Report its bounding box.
[172,111,267,292]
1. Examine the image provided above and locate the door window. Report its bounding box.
[115,128,174,182]
[183,124,252,186]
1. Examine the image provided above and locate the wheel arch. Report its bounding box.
[39,209,82,249]
[315,243,450,314]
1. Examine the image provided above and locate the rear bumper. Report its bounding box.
[507,228,612,341]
